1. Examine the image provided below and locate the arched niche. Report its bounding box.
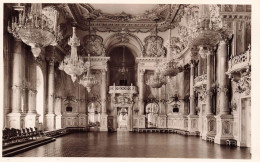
[87,101,101,126]
[145,102,159,128]
[109,46,136,86]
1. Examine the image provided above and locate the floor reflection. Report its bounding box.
[14,132,251,158]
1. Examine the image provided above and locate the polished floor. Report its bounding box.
[13,132,250,158]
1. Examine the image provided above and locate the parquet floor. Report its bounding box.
[13,132,251,158]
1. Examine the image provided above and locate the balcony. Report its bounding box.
[227,47,251,75]
[109,85,138,94]
[194,74,207,88]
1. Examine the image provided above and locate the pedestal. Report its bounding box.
[157,115,167,128]
[55,114,62,129]
[214,114,234,144]
[100,114,108,131]
[187,115,199,135]
[45,114,56,131]
[202,114,216,140]
[25,113,40,128]
[7,113,26,129]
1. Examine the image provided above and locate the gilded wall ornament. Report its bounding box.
[83,34,106,56]
[144,34,166,57]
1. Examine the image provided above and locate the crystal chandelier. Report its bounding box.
[79,55,98,92]
[146,18,166,89]
[59,27,86,82]
[161,4,179,76]
[8,3,63,58]
[146,67,166,88]
[179,4,226,57]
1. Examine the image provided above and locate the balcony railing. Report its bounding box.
[109,85,137,94]
[194,74,207,87]
[227,47,251,74]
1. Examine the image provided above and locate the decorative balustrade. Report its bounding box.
[109,85,137,94]
[194,74,207,87]
[227,47,251,74]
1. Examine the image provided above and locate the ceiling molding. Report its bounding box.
[64,4,184,33]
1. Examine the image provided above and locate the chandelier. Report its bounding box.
[179,4,226,58]
[78,18,98,92]
[146,18,166,89]
[8,3,63,58]
[161,4,179,76]
[59,27,86,82]
[118,45,128,79]
[79,55,98,92]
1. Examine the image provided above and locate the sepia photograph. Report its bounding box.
[1,0,258,161]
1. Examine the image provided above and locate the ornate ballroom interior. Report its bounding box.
[2,2,252,158]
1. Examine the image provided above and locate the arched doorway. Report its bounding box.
[109,46,136,86]
[36,66,44,130]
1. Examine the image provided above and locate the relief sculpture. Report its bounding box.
[144,34,166,57]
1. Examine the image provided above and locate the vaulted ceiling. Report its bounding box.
[57,4,186,32]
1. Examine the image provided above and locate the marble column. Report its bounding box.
[188,61,199,134]
[100,69,108,131]
[189,61,196,115]
[215,40,233,144]
[206,52,213,115]
[25,59,40,128]
[45,57,56,130]
[137,69,145,128]
[8,39,25,129]
[201,48,216,140]
[218,40,229,115]
[138,69,145,115]
[198,56,202,76]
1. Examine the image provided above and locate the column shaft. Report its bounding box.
[206,53,213,115]
[189,62,196,115]
[101,70,107,114]
[11,40,24,113]
[139,69,145,115]
[218,40,229,114]
[47,58,55,114]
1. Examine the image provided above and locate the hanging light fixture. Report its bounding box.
[118,45,128,85]
[161,4,179,76]
[8,3,63,58]
[78,19,98,92]
[179,4,226,57]
[79,55,98,92]
[59,27,86,82]
[146,18,166,89]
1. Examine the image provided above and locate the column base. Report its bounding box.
[157,115,167,128]
[133,115,145,128]
[45,114,56,131]
[7,113,26,129]
[214,114,234,145]
[187,115,199,134]
[100,114,108,131]
[25,113,40,128]
[201,114,216,140]
[55,114,62,129]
